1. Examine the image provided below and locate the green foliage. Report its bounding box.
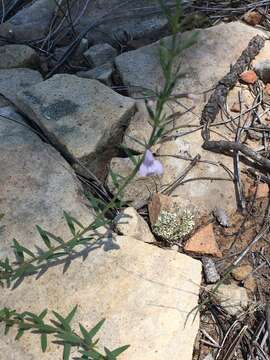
[0,306,129,359]
[0,1,197,358]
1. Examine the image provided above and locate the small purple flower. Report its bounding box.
[139,149,164,177]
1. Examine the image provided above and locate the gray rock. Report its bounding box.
[77,0,169,47]
[77,62,113,86]
[13,74,135,177]
[112,22,268,215]
[0,68,43,103]
[0,112,95,259]
[122,100,153,153]
[115,207,155,243]
[0,0,57,43]
[202,257,220,284]
[0,232,201,360]
[0,45,39,69]
[211,283,249,316]
[84,43,117,67]
[254,59,270,83]
[213,207,230,227]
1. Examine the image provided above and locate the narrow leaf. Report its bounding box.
[41,333,47,352]
[36,226,51,249]
[87,318,105,341]
[63,343,71,360]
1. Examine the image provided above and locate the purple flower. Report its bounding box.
[139,149,164,177]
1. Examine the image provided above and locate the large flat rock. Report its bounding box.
[14,74,135,177]
[0,235,201,360]
[0,108,201,359]
[113,22,268,215]
[0,108,94,258]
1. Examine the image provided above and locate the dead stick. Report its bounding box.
[203,140,270,170]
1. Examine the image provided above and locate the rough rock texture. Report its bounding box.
[84,43,117,67]
[76,62,113,85]
[212,283,249,316]
[115,207,155,243]
[0,234,202,360]
[231,265,253,281]
[0,0,57,43]
[0,68,43,103]
[108,136,234,213]
[148,193,177,226]
[0,44,39,69]
[184,224,222,257]
[113,22,268,215]
[107,156,159,209]
[77,0,169,46]
[122,100,153,153]
[0,109,95,259]
[13,74,135,177]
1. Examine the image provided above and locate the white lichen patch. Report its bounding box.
[152,209,195,244]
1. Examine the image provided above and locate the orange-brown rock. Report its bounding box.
[184,224,222,257]
[244,276,256,292]
[249,183,269,199]
[231,265,252,281]
[240,70,257,84]
[148,193,176,226]
[243,11,262,26]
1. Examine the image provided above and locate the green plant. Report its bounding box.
[0,306,129,360]
[0,1,197,358]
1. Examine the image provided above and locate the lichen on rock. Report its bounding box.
[152,209,195,244]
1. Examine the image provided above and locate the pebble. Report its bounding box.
[213,207,230,227]
[240,70,257,84]
[202,256,220,284]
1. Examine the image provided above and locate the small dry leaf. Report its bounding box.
[240,70,257,84]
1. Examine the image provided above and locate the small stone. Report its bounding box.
[240,70,257,84]
[171,244,179,251]
[249,183,269,199]
[77,62,113,86]
[202,256,220,284]
[230,102,241,113]
[212,283,249,315]
[0,44,39,69]
[115,207,155,243]
[213,207,230,227]
[243,11,262,26]
[84,43,117,67]
[264,83,270,96]
[254,60,270,83]
[231,265,252,281]
[244,276,256,292]
[184,224,222,257]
